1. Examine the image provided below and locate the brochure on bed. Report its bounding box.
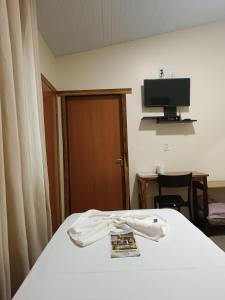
[111,230,140,258]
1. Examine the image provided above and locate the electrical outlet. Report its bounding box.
[163,143,170,152]
[159,68,164,78]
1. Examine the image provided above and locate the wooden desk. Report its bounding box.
[137,171,209,209]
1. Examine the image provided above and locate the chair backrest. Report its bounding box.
[158,173,192,200]
[158,173,192,188]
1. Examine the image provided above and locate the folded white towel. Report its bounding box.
[67,210,168,247]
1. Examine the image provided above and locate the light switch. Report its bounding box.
[163,143,170,152]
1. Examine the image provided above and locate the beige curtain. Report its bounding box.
[0,0,52,299]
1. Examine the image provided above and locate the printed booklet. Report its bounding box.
[110,230,140,258]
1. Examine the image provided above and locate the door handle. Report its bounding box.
[115,157,124,165]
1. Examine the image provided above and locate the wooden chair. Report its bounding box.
[154,173,192,220]
[192,181,225,235]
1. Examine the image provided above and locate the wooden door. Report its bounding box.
[42,76,61,232]
[66,94,128,213]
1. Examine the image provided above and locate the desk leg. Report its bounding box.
[202,177,209,215]
[192,181,197,224]
[138,179,149,209]
[202,176,209,233]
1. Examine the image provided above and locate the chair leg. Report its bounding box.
[204,221,210,236]
[154,197,157,208]
[188,204,192,222]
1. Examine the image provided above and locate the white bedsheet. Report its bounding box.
[13,209,225,300]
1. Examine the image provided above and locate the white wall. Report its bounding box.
[39,22,225,208]
[38,32,57,88]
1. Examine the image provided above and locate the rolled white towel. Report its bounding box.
[67,209,168,247]
[124,216,167,240]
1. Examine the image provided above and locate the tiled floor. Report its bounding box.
[210,235,225,251]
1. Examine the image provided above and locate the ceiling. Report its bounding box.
[37,0,225,57]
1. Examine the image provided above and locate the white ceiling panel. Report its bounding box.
[37,0,225,56]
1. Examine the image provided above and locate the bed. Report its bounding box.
[13,209,225,300]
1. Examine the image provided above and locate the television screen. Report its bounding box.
[144,78,190,107]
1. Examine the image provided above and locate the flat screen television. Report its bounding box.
[144,78,190,108]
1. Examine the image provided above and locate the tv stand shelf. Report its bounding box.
[142,116,197,124]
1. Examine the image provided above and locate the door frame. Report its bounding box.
[59,88,132,216]
[41,74,62,232]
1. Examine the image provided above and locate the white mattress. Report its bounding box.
[13,209,225,300]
